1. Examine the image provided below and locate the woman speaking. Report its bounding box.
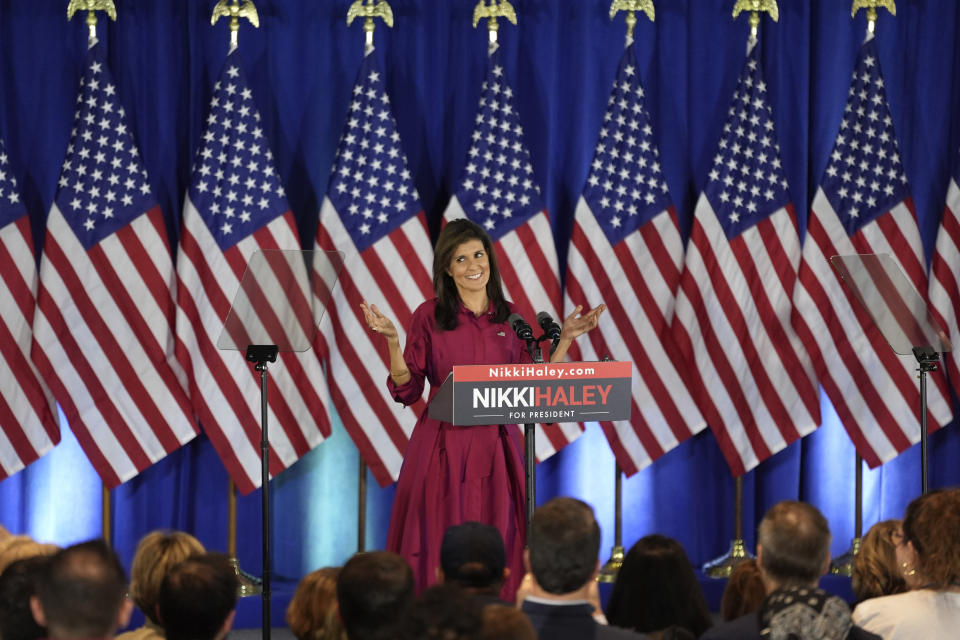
[361,218,604,600]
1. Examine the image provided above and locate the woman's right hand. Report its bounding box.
[360,301,399,341]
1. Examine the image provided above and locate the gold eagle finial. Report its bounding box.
[346,0,394,51]
[472,0,517,47]
[609,1,655,46]
[66,0,116,46]
[732,0,778,44]
[851,0,896,35]
[211,0,260,52]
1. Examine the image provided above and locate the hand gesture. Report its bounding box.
[360,301,398,341]
[560,303,606,341]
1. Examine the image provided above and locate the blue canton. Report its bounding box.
[583,44,670,246]
[328,53,421,253]
[0,140,26,228]
[821,38,908,236]
[189,52,289,252]
[703,45,790,240]
[455,47,544,241]
[55,45,156,251]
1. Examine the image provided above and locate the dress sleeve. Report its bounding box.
[386,304,430,405]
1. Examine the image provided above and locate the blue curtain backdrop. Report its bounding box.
[2,0,960,627]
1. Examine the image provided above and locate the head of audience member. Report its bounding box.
[398,584,483,640]
[286,567,346,640]
[30,539,132,639]
[755,500,831,593]
[525,497,600,599]
[0,555,51,640]
[438,522,509,597]
[0,536,57,575]
[604,534,712,638]
[337,551,414,640]
[898,487,960,590]
[852,519,907,602]
[480,604,536,640]
[719,558,766,621]
[157,552,238,640]
[129,530,205,626]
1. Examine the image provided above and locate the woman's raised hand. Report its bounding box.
[560,303,606,341]
[360,301,399,341]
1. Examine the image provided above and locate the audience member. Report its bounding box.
[30,539,133,639]
[852,488,960,639]
[520,497,648,639]
[438,522,511,605]
[703,501,878,640]
[286,567,346,640]
[851,520,907,604]
[337,551,414,640]
[157,552,238,640]
[0,536,57,575]
[399,583,483,640]
[0,555,50,640]
[117,530,205,640]
[481,604,537,640]
[719,559,765,622]
[605,534,712,638]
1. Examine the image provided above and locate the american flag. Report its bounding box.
[443,45,580,459]
[314,52,433,486]
[0,140,59,479]
[30,45,198,488]
[175,53,333,494]
[672,43,821,476]
[794,37,953,467]
[564,44,705,476]
[929,152,960,396]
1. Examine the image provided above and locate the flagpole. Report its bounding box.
[703,475,753,578]
[830,453,864,575]
[357,458,367,552]
[228,478,263,596]
[597,464,624,582]
[102,483,111,546]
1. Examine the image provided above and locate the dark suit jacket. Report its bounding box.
[521,599,649,640]
[701,612,882,640]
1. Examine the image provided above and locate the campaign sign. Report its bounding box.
[429,361,632,425]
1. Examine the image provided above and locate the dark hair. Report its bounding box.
[528,497,600,594]
[433,218,509,330]
[440,522,506,593]
[720,558,766,621]
[757,501,831,586]
[605,535,712,637]
[158,552,238,640]
[902,488,960,588]
[0,555,50,640]
[36,539,127,638]
[399,584,482,640]
[480,604,536,640]
[337,551,414,640]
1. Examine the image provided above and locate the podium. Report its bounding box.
[430,360,632,528]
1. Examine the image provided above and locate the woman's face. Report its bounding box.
[446,238,490,298]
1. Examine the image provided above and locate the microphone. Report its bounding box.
[507,313,534,342]
[536,311,562,341]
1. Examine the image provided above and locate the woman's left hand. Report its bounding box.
[560,303,606,341]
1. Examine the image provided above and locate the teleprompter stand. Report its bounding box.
[831,253,951,496]
[218,249,343,640]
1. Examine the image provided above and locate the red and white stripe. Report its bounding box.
[794,190,953,467]
[673,200,821,476]
[565,200,705,476]
[314,200,433,486]
[175,197,332,494]
[929,178,960,395]
[31,205,198,488]
[443,198,583,460]
[0,215,59,479]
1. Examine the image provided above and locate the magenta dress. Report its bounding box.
[386,298,531,601]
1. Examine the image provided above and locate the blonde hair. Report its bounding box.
[852,519,905,602]
[286,567,346,640]
[0,538,58,574]
[129,530,205,623]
